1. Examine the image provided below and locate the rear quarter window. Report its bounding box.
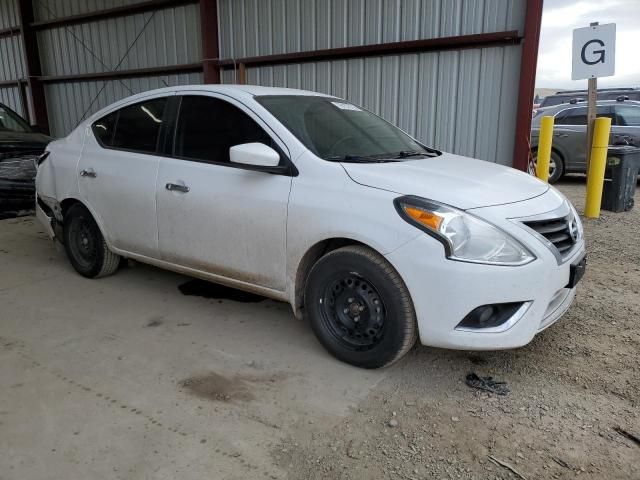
[91,97,167,154]
[92,111,117,146]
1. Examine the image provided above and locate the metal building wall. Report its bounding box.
[0,0,27,117]
[218,0,527,165]
[36,1,202,137]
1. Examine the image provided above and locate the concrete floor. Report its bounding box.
[0,216,385,480]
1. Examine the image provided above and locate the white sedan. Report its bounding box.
[35,85,586,368]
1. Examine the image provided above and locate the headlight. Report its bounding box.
[568,201,584,241]
[394,196,536,266]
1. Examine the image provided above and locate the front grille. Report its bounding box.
[523,216,577,256]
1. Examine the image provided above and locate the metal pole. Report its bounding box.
[584,117,612,218]
[585,21,599,171]
[536,116,554,183]
[200,0,220,83]
[17,0,50,134]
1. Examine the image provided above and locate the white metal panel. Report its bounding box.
[38,3,202,76]
[218,0,526,57]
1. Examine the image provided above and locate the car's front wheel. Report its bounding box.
[63,203,121,278]
[304,245,417,369]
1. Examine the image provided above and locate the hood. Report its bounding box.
[0,131,52,152]
[342,153,548,210]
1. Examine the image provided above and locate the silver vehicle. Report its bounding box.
[530,99,640,183]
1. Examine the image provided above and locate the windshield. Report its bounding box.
[256,95,436,161]
[0,105,31,133]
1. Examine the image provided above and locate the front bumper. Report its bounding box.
[385,190,585,350]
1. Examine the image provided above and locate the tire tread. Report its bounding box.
[306,244,418,368]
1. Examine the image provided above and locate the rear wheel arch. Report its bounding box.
[59,198,112,248]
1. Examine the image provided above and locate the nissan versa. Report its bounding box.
[35,85,586,368]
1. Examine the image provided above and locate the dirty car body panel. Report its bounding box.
[36,85,585,366]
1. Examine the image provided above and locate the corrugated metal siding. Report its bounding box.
[38,3,202,76]
[219,0,526,164]
[0,0,26,117]
[0,85,25,117]
[33,1,203,137]
[33,0,149,22]
[45,72,203,138]
[219,0,525,57]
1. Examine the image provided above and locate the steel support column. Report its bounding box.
[200,0,220,83]
[17,0,49,134]
[512,0,544,171]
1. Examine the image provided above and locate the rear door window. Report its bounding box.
[555,106,612,125]
[615,106,640,126]
[173,95,274,163]
[109,98,167,153]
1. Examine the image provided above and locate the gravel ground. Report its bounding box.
[276,177,640,480]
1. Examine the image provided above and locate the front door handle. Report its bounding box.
[165,182,190,193]
[80,168,97,178]
[553,133,569,138]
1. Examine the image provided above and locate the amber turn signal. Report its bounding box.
[403,206,443,231]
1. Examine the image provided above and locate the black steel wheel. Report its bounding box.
[320,273,387,350]
[304,245,417,368]
[63,203,120,278]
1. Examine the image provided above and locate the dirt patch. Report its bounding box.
[178,279,266,303]
[145,316,164,328]
[179,371,286,403]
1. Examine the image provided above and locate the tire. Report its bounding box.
[532,150,564,184]
[63,203,120,278]
[304,245,417,369]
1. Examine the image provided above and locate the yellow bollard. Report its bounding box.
[536,116,554,183]
[584,117,612,218]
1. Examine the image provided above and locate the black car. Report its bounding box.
[0,103,51,216]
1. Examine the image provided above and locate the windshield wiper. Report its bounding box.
[326,154,399,163]
[387,150,434,159]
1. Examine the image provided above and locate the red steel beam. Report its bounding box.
[0,25,20,39]
[30,0,198,31]
[200,0,220,83]
[217,31,521,69]
[17,0,49,134]
[38,63,204,84]
[0,79,25,87]
[512,0,544,171]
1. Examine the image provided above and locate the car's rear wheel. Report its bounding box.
[532,150,564,184]
[304,245,417,369]
[63,203,120,278]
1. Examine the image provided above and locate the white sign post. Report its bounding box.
[572,23,616,168]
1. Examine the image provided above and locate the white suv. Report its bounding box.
[36,85,586,368]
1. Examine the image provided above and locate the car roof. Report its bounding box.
[81,84,336,129]
[171,84,334,97]
[537,99,640,113]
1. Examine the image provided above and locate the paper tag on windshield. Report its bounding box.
[331,102,362,111]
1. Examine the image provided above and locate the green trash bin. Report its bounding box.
[602,146,640,212]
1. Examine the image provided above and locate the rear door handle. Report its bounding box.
[80,168,97,178]
[165,182,190,193]
[554,133,569,138]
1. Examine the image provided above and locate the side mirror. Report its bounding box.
[31,124,42,133]
[230,142,280,168]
